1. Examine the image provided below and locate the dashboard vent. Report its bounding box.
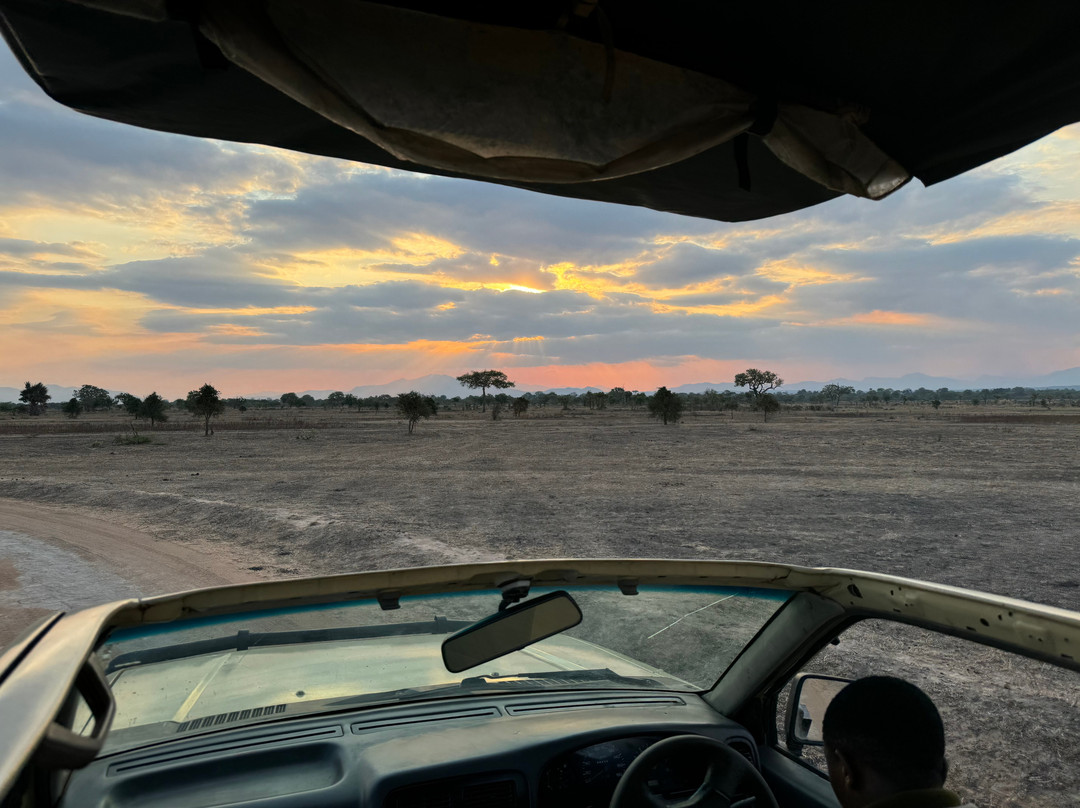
[108,724,343,775]
[504,694,684,715]
[178,703,286,732]
[460,779,515,808]
[386,774,521,808]
[352,705,500,733]
[726,738,757,767]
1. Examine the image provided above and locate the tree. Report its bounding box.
[117,393,142,418]
[648,386,683,425]
[722,394,740,418]
[512,397,529,417]
[396,391,436,434]
[280,392,301,408]
[752,392,781,422]
[76,384,112,412]
[140,392,169,427]
[326,391,347,408]
[19,382,50,416]
[820,383,855,407]
[62,397,82,418]
[734,369,784,396]
[456,370,515,412]
[582,391,608,410]
[187,383,224,436]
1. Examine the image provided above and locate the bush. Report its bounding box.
[397,391,436,434]
[648,387,682,425]
[114,433,152,445]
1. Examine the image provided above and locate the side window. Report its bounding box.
[774,619,1079,808]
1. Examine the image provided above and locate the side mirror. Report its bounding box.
[441,591,583,673]
[784,673,851,753]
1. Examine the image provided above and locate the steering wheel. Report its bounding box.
[609,735,779,808]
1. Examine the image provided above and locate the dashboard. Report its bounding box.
[60,691,762,808]
[540,735,722,808]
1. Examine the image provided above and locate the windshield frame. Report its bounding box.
[92,582,794,751]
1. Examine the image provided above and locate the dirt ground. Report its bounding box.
[1,407,1077,609]
[1,406,1078,807]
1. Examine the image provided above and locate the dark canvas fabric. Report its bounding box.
[3,0,1079,222]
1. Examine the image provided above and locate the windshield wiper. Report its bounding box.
[327,668,663,708]
[105,617,473,673]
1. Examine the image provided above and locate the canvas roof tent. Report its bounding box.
[3,0,1080,222]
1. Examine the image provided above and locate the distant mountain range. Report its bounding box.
[245,374,606,400]
[673,368,1080,394]
[4,367,1079,403]
[0,384,83,404]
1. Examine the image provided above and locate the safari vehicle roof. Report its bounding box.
[3,559,1079,796]
[3,1,1080,222]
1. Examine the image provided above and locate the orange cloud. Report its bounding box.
[207,324,269,337]
[806,310,945,328]
[755,259,864,286]
[651,293,788,318]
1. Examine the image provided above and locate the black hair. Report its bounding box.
[822,676,946,788]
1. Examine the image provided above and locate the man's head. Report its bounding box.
[821,676,948,808]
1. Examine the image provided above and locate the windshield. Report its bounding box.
[94,585,790,750]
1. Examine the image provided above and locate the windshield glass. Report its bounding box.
[95,585,790,750]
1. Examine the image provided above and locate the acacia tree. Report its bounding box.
[187,383,224,436]
[19,382,50,415]
[456,370,515,412]
[396,391,436,434]
[734,369,783,422]
[734,368,783,396]
[140,392,169,427]
[648,386,683,425]
[820,383,855,407]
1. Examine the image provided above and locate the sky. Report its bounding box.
[1,45,1079,400]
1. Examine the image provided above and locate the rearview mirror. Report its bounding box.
[441,591,583,673]
[784,673,851,752]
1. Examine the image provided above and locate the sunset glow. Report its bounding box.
[2,42,1080,399]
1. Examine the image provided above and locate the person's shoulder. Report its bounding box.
[867,788,970,808]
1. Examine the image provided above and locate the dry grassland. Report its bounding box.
[2,406,1077,609]
[1,406,1078,807]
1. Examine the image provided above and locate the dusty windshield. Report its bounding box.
[95,585,789,749]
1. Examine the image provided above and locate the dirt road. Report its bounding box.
[0,498,258,647]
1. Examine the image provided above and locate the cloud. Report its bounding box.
[4,29,1080,391]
